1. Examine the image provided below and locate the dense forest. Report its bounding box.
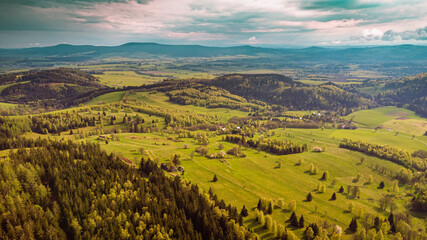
[0,138,256,239]
[0,68,105,103]
[209,74,373,112]
[376,73,427,117]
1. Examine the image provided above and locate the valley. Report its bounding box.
[0,49,426,240]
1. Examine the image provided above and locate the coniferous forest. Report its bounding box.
[0,138,255,239]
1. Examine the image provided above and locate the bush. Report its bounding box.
[312,146,323,152]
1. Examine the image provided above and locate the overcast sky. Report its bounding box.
[0,0,426,48]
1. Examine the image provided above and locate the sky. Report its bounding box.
[0,0,426,48]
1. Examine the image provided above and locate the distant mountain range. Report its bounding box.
[1,43,426,63]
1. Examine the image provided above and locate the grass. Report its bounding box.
[0,102,18,109]
[78,127,426,239]
[16,98,427,239]
[346,106,427,136]
[94,71,163,87]
[84,91,125,106]
[128,92,248,122]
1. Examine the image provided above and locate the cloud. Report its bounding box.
[247,36,257,44]
[1,0,152,8]
[381,27,427,41]
[1,0,427,47]
[301,0,379,10]
[362,28,383,40]
[277,19,364,30]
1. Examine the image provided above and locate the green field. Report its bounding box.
[127,91,248,122]
[346,106,427,135]
[94,71,163,87]
[0,101,18,109]
[83,91,125,106]
[15,93,427,239]
[78,126,425,239]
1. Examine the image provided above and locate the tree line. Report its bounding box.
[225,134,307,155]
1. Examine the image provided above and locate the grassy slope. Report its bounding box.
[13,88,427,239]
[0,102,18,109]
[128,92,248,122]
[94,71,163,87]
[78,127,426,239]
[346,106,427,136]
[83,91,125,106]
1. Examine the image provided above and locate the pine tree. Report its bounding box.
[374,216,380,229]
[306,192,313,202]
[349,218,358,233]
[379,181,385,189]
[321,171,329,181]
[290,212,298,227]
[267,202,273,215]
[257,199,262,211]
[212,174,218,182]
[298,215,305,228]
[331,192,337,200]
[388,213,396,232]
[339,185,344,193]
[240,205,248,217]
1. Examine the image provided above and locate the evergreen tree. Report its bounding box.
[331,192,337,201]
[374,216,380,229]
[339,185,344,193]
[379,181,385,189]
[388,213,396,232]
[257,199,262,211]
[212,174,218,182]
[349,218,358,233]
[290,212,298,227]
[306,192,313,202]
[321,171,329,181]
[240,205,249,217]
[267,202,273,215]
[298,215,305,228]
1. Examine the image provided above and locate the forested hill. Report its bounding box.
[0,68,107,104]
[0,43,426,63]
[376,73,427,117]
[209,74,373,112]
[0,137,256,239]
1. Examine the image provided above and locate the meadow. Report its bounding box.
[346,106,427,136]
[77,126,425,239]
[2,76,427,239]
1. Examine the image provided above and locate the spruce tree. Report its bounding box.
[212,174,218,182]
[240,205,248,217]
[379,181,385,189]
[298,215,305,228]
[349,218,358,233]
[331,192,337,200]
[306,192,313,202]
[290,212,298,227]
[267,202,273,215]
[339,185,344,193]
[257,199,262,211]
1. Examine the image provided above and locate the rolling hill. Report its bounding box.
[0,43,426,63]
[0,68,108,105]
[209,74,374,111]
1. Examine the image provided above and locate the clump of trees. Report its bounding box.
[225,134,307,155]
[340,139,427,172]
